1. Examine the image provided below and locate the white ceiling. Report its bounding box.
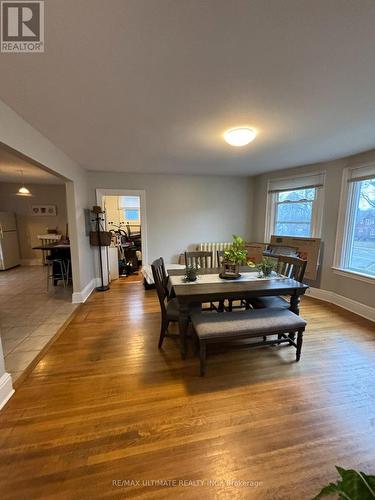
[1,0,375,176]
[0,148,65,184]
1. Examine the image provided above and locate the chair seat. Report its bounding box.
[249,296,290,309]
[191,308,306,341]
[166,298,180,320]
[166,298,201,321]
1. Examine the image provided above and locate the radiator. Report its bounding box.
[197,242,231,267]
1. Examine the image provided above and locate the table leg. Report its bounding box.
[289,293,301,340]
[178,303,190,359]
[290,293,301,315]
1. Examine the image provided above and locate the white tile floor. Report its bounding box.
[0,266,77,382]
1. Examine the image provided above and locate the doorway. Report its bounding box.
[0,144,77,384]
[96,189,147,283]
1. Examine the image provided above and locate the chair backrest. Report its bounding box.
[277,255,307,282]
[151,258,168,314]
[185,251,212,269]
[217,250,224,267]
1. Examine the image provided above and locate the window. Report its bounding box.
[335,165,375,279]
[119,196,141,223]
[124,208,139,221]
[266,173,325,240]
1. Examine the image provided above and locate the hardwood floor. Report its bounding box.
[0,280,374,499]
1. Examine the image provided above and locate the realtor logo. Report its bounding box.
[1,1,44,52]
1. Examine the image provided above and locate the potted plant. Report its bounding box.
[313,466,375,499]
[221,235,248,279]
[184,264,199,282]
[256,256,277,278]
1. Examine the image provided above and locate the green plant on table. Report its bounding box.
[223,235,248,264]
[256,256,276,277]
[313,466,375,499]
[184,264,199,282]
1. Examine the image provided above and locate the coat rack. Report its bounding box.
[91,208,110,292]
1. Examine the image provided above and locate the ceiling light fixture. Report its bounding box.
[224,127,256,147]
[16,170,32,196]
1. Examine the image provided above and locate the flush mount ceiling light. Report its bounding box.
[16,170,32,197]
[224,127,256,147]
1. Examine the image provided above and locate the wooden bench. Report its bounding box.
[191,309,307,376]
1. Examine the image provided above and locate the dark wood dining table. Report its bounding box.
[32,243,71,251]
[168,267,309,358]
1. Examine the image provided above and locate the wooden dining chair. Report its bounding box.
[250,255,307,310]
[185,250,221,311]
[217,250,224,267]
[277,255,307,283]
[185,251,212,269]
[217,249,250,312]
[151,257,181,348]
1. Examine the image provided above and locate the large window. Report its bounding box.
[266,174,325,239]
[336,165,375,278]
[274,188,315,237]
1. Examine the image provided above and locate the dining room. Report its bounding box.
[0,0,375,497]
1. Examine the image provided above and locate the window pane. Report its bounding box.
[347,179,375,276]
[124,208,140,221]
[275,222,311,237]
[278,188,315,202]
[276,201,313,223]
[119,196,140,208]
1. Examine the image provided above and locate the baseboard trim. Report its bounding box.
[72,278,96,303]
[0,373,14,410]
[306,287,375,322]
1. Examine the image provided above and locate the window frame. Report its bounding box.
[333,164,375,282]
[265,174,325,241]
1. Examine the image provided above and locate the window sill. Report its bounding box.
[332,267,375,284]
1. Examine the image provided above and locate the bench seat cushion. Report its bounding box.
[191,309,306,341]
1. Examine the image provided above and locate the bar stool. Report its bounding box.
[65,259,72,286]
[46,256,66,290]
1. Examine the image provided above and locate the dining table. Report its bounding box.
[168,266,309,358]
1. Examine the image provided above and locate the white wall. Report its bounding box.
[252,150,375,309]
[89,172,253,263]
[0,100,95,298]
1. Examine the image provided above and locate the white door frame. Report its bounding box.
[96,188,149,265]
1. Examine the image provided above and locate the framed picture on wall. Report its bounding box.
[31,205,57,216]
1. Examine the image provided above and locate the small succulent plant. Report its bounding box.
[185,265,199,282]
[256,257,276,277]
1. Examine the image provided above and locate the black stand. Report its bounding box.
[94,212,110,292]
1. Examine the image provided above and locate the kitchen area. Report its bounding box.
[0,146,77,385]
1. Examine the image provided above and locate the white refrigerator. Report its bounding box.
[0,212,20,270]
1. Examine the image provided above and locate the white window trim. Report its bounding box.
[265,172,325,242]
[332,267,375,284]
[333,165,375,282]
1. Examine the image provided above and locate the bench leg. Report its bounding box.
[296,329,304,361]
[199,341,207,376]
